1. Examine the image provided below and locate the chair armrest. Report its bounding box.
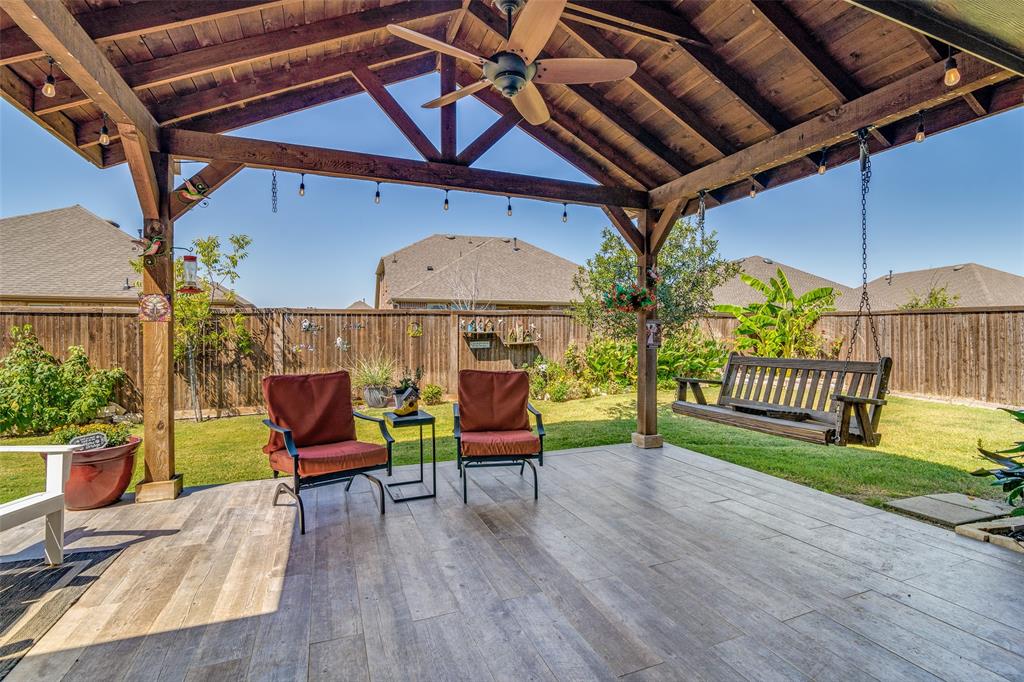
[353,410,394,444]
[263,419,298,457]
[528,403,545,437]
[452,403,461,439]
[675,377,722,385]
[832,394,886,406]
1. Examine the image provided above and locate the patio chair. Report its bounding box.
[262,370,393,533]
[453,369,544,503]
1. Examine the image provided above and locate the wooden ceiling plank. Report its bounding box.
[169,161,245,221]
[0,1,292,67]
[33,1,460,114]
[162,128,649,208]
[846,0,1024,76]
[456,110,522,165]
[352,63,441,161]
[566,1,710,48]
[651,52,1011,208]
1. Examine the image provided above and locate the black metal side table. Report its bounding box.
[383,409,436,502]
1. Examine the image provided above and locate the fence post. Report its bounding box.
[272,309,285,375]
[448,311,459,395]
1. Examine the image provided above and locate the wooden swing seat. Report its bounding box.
[672,354,893,446]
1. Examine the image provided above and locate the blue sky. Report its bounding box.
[2,71,1022,308]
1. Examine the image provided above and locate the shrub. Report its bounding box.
[658,324,729,387]
[548,381,571,402]
[421,383,444,405]
[51,422,134,448]
[0,325,127,435]
[350,352,396,390]
[584,337,636,385]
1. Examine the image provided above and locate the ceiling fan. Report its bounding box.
[386,0,637,125]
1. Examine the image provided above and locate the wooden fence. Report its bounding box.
[1,305,1021,414]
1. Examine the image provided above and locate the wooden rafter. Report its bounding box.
[169,162,245,221]
[602,205,645,255]
[457,111,521,165]
[651,52,1011,207]
[163,129,648,208]
[352,64,441,161]
[0,1,291,66]
[440,56,458,160]
[566,1,709,48]
[649,197,682,255]
[33,1,460,115]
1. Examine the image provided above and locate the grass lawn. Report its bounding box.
[0,391,1011,507]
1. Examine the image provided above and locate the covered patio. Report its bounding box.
[1,0,1022,679]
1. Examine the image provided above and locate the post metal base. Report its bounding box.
[134,473,184,502]
[631,432,664,449]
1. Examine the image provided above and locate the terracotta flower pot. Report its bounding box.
[64,436,141,510]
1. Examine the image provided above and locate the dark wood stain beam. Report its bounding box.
[456,111,521,165]
[34,1,460,114]
[169,162,245,221]
[602,205,645,255]
[163,129,649,209]
[353,64,441,161]
[440,55,457,160]
[566,1,709,47]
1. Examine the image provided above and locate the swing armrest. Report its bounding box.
[832,394,886,406]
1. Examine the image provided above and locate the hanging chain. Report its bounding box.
[843,128,882,365]
[271,170,278,213]
[696,190,707,272]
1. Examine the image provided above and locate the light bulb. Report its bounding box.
[749,184,757,199]
[943,55,960,87]
[914,111,925,143]
[298,174,305,197]
[817,147,827,175]
[98,124,110,146]
[374,183,381,205]
[506,197,512,217]
[817,162,826,175]
[562,203,568,223]
[443,190,449,211]
[42,74,56,98]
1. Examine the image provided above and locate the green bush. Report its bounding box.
[658,324,729,387]
[548,381,571,402]
[421,383,444,405]
[350,352,396,390]
[584,337,636,385]
[0,325,127,435]
[51,422,134,448]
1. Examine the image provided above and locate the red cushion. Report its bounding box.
[461,430,540,457]
[262,371,357,454]
[269,440,387,477]
[458,370,530,432]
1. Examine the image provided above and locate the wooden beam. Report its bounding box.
[602,205,645,255]
[169,162,245,221]
[649,198,682,256]
[633,208,661,449]
[33,1,460,114]
[352,64,441,161]
[447,0,473,43]
[650,52,1009,208]
[846,1,1024,76]
[457,111,521,165]
[0,1,290,66]
[118,123,160,220]
[4,0,159,147]
[440,55,457,160]
[566,1,709,48]
[163,128,649,209]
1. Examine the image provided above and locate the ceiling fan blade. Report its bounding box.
[533,57,637,84]
[507,0,567,63]
[386,24,488,65]
[422,80,491,108]
[512,81,550,125]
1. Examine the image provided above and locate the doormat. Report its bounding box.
[0,549,122,679]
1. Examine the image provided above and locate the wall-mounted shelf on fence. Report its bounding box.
[504,340,537,347]
[461,330,497,336]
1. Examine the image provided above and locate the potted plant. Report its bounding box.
[50,423,141,510]
[394,367,422,406]
[351,353,396,408]
[962,408,1024,552]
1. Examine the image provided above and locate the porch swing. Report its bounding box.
[672,129,893,446]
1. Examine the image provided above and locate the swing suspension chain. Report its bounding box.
[697,189,707,271]
[271,169,278,214]
[844,128,882,364]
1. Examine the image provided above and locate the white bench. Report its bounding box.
[0,445,80,565]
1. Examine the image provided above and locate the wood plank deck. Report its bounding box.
[2,443,1022,681]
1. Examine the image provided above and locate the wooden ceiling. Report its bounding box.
[2,0,1021,218]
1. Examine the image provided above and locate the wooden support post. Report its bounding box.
[440,55,457,161]
[135,152,182,503]
[633,209,662,449]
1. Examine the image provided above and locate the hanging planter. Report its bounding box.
[602,282,656,313]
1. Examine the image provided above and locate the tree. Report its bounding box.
[899,285,959,310]
[570,219,735,341]
[715,268,837,358]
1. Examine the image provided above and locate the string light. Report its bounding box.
[298,173,305,197]
[506,196,512,217]
[561,202,568,223]
[374,182,381,205]
[41,57,56,98]
[443,189,449,211]
[914,110,926,143]
[943,46,961,87]
[749,182,757,199]
[817,147,827,175]
[98,113,110,146]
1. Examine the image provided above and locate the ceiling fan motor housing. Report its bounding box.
[492,0,526,15]
[484,51,537,98]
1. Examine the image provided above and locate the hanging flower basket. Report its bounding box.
[602,282,656,313]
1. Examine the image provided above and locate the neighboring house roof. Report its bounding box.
[346,299,372,309]
[376,234,579,307]
[0,205,249,305]
[713,255,855,308]
[865,263,1024,310]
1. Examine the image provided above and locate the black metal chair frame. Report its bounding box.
[453,403,544,504]
[264,411,394,534]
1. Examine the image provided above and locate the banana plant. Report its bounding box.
[972,408,1024,517]
[715,268,836,358]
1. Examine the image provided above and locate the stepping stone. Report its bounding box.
[887,493,1013,527]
